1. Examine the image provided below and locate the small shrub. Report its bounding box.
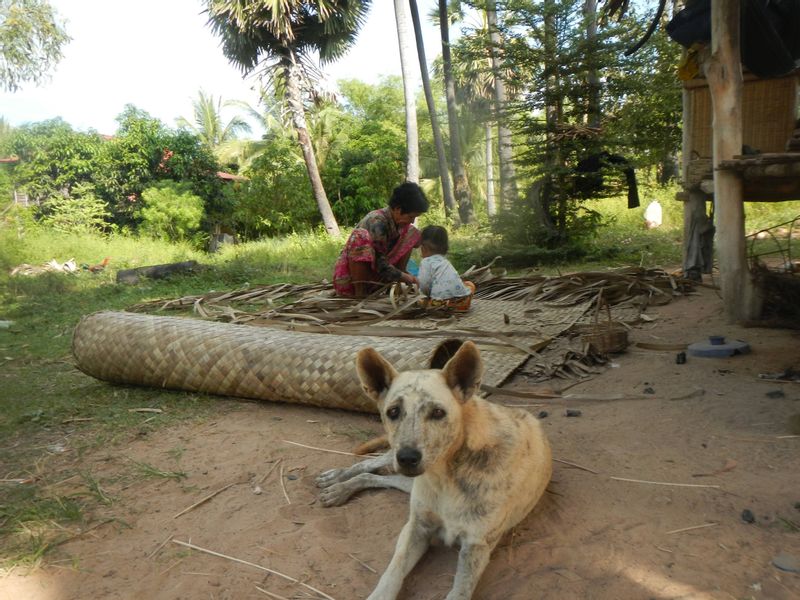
[41,183,110,234]
[137,181,205,243]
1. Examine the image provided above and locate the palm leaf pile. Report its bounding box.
[127,265,695,383]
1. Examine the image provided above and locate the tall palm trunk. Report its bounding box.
[283,52,340,237]
[583,0,601,128]
[486,0,517,211]
[394,0,420,183]
[409,0,457,221]
[439,0,475,224]
[538,0,562,239]
[484,121,496,216]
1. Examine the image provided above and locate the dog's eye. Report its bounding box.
[386,406,401,420]
[430,408,446,420]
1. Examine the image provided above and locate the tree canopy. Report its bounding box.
[0,0,70,92]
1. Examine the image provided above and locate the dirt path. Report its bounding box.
[3,284,799,599]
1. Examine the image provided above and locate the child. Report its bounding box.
[417,225,476,311]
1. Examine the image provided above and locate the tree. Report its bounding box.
[325,78,407,224]
[393,0,420,183]
[408,0,457,221]
[486,0,517,210]
[446,21,499,217]
[438,0,475,224]
[176,90,251,150]
[205,0,372,237]
[6,118,103,203]
[137,181,205,242]
[0,0,69,92]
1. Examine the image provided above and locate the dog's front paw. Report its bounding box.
[316,468,349,488]
[319,482,354,507]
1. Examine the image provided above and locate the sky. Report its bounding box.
[0,0,447,136]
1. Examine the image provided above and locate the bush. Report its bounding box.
[137,181,205,243]
[41,183,110,234]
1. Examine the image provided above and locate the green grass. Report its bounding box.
[1,195,798,567]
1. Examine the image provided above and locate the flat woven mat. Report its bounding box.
[83,267,695,409]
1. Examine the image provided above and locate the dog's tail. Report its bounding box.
[353,435,389,455]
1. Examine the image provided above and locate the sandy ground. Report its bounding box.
[2,282,800,600]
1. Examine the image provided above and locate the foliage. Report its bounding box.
[604,27,683,178]
[96,105,223,225]
[205,0,374,236]
[136,181,205,243]
[41,182,109,233]
[0,0,70,92]
[175,90,251,149]
[3,107,224,231]
[234,134,317,238]
[324,77,408,224]
[4,118,104,203]
[495,0,682,244]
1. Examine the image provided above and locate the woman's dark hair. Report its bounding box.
[389,182,429,214]
[421,225,448,255]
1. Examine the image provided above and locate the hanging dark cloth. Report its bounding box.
[574,153,640,209]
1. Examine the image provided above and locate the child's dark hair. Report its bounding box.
[421,225,448,255]
[389,182,429,214]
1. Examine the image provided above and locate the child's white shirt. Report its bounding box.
[418,254,470,299]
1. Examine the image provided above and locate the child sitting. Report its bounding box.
[417,225,476,311]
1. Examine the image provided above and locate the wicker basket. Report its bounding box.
[575,300,629,354]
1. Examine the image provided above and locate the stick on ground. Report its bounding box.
[147,533,174,559]
[255,585,291,600]
[283,439,363,457]
[348,553,377,573]
[610,476,720,489]
[279,464,291,505]
[666,522,718,535]
[173,482,237,519]
[172,539,335,600]
[554,458,599,474]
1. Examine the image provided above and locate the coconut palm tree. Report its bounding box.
[205,0,372,237]
[176,90,251,150]
[408,0,457,221]
[393,0,419,183]
[216,90,293,171]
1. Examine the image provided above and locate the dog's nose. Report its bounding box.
[396,447,422,468]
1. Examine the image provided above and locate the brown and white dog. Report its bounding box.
[316,341,552,599]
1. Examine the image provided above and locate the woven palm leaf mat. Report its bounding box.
[110,267,695,405]
[72,311,528,413]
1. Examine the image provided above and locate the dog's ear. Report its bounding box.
[356,347,398,405]
[441,340,483,403]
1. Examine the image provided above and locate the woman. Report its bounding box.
[333,182,429,297]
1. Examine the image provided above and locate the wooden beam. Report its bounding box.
[703,0,760,321]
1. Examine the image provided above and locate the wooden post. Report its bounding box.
[703,0,759,321]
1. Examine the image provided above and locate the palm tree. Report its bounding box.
[176,90,251,149]
[486,0,518,210]
[438,0,475,224]
[446,26,498,217]
[393,0,420,183]
[205,1,372,237]
[216,90,295,170]
[408,0,457,221]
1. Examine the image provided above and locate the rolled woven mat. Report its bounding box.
[72,311,470,413]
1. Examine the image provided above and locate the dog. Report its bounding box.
[316,341,552,599]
